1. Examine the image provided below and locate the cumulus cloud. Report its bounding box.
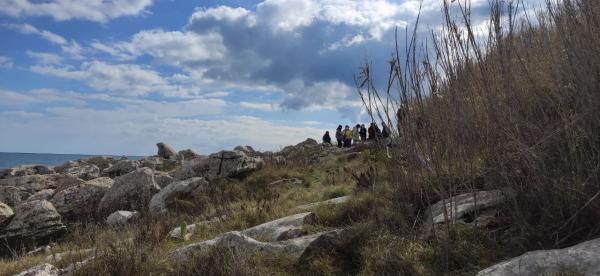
[0,0,153,22]
[0,56,13,68]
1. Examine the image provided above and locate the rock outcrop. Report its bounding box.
[177,149,201,160]
[157,142,177,159]
[0,165,54,179]
[149,177,208,216]
[98,168,160,215]
[102,160,140,178]
[0,174,84,193]
[50,177,113,219]
[234,145,257,156]
[106,210,139,226]
[477,238,600,276]
[0,202,14,225]
[82,156,116,171]
[241,212,317,242]
[14,263,59,276]
[423,189,510,234]
[171,150,264,181]
[62,163,101,181]
[139,156,179,172]
[0,186,30,207]
[0,200,66,245]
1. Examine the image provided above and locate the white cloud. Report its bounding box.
[0,0,153,23]
[0,56,13,68]
[3,23,84,58]
[240,101,279,112]
[26,51,62,64]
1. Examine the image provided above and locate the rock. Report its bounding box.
[297,228,354,265]
[82,156,116,171]
[14,263,59,276]
[294,196,351,212]
[171,150,264,181]
[98,168,160,214]
[0,186,30,207]
[268,178,304,187]
[154,172,174,189]
[0,165,54,179]
[423,189,510,234]
[477,238,600,276]
[139,156,179,171]
[149,177,208,216]
[54,161,78,174]
[0,202,14,225]
[0,200,66,245]
[50,177,113,219]
[106,210,139,226]
[26,189,55,202]
[63,163,100,180]
[241,212,317,242]
[234,145,257,156]
[0,174,84,193]
[169,230,326,263]
[102,160,140,178]
[177,149,201,160]
[157,142,177,159]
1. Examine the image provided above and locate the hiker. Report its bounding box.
[382,122,391,138]
[375,123,382,138]
[352,124,361,145]
[343,125,353,148]
[335,125,343,148]
[360,124,367,141]
[322,131,332,145]
[368,122,376,140]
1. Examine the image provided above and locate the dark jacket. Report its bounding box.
[323,133,331,144]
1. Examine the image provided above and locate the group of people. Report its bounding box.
[322,121,392,148]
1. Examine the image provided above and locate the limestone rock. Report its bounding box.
[0,186,30,207]
[177,149,201,160]
[14,263,59,276]
[54,161,78,174]
[241,212,317,242]
[477,238,600,276]
[268,178,304,187]
[0,200,66,245]
[171,150,264,181]
[0,202,14,225]
[169,230,325,263]
[50,177,113,219]
[234,145,257,156]
[106,210,139,226]
[149,177,208,216]
[168,216,224,241]
[102,160,140,178]
[157,142,177,159]
[154,172,174,189]
[294,196,351,212]
[423,189,509,234]
[62,164,100,181]
[0,165,54,179]
[82,156,116,171]
[0,174,84,193]
[26,189,55,202]
[98,168,160,214]
[139,156,179,172]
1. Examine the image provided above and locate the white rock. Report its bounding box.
[477,238,600,276]
[106,210,139,226]
[98,168,160,214]
[241,212,317,242]
[171,150,264,181]
[294,196,351,212]
[14,263,59,276]
[149,177,208,216]
[168,216,225,240]
[0,202,14,225]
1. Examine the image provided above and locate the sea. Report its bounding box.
[0,152,143,170]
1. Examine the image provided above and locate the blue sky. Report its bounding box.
[0,0,545,155]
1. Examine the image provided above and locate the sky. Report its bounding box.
[0,0,546,156]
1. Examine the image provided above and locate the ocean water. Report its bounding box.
[0,152,142,170]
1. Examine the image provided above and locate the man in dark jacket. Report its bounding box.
[322,131,332,145]
[335,125,343,148]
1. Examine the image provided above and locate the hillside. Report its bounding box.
[2,0,600,275]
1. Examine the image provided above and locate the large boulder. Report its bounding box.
[14,263,59,276]
[149,177,208,216]
[98,168,160,215]
[177,149,201,160]
[139,156,179,172]
[423,189,510,234]
[241,212,317,242]
[0,202,14,225]
[234,145,257,156]
[50,177,113,219]
[169,230,326,263]
[477,238,600,276]
[154,172,174,189]
[102,160,140,178]
[171,150,264,181]
[0,186,30,207]
[0,174,84,193]
[82,156,116,171]
[157,142,177,159]
[106,210,139,226]
[297,228,354,265]
[0,200,66,245]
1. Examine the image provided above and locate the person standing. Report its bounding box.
[335,125,343,148]
[382,122,391,138]
[368,122,376,140]
[352,124,360,145]
[343,125,353,148]
[360,124,367,141]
